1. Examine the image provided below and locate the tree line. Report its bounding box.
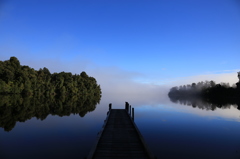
[0,56,102,99]
[168,72,240,108]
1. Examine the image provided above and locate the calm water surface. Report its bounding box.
[1,95,240,159]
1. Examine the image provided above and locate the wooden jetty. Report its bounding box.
[87,102,155,159]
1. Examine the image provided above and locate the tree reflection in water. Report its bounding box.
[169,95,240,111]
[0,95,100,132]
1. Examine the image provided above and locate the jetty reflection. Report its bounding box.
[0,95,100,132]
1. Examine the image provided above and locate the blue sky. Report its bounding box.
[0,0,240,99]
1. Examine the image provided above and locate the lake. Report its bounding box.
[1,94,240,159]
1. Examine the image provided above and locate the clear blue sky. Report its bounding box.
[0,0,240,89]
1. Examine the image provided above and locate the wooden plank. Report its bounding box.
[87,107,155,159]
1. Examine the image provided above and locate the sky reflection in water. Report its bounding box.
[1,94,240,159]
[135,104,240,159]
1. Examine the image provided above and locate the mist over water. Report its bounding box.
[98,79,240,122]
[100,85,171,108]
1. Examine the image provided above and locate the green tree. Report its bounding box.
[0,56,101,101]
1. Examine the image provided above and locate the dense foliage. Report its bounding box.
[0,56,101,99]
[168,72,240,110]
[0,95,99,131]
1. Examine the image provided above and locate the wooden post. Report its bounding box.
[125,102,129,112]
[129,105,131,115]
[109,103,112,110]
[132,107,134,121]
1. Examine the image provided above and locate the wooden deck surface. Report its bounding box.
[88,108,155,159]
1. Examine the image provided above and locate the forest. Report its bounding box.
[168,72,240,109]
[0,56,102,99]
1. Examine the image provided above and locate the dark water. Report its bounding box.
[1,95,240,159]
